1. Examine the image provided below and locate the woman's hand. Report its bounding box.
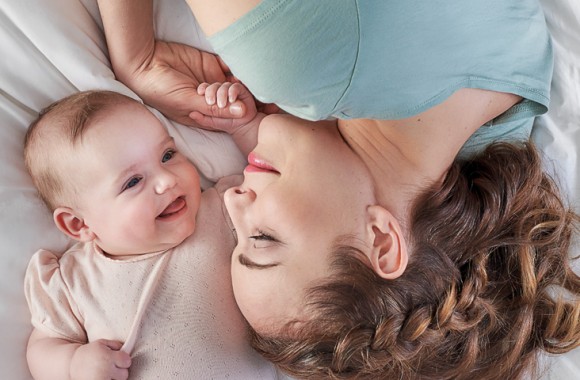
[97,0,246,126]
[120,40,244,127]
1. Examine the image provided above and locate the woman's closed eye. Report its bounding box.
[249,230,280,248]
[249,230,275,241]
[239,231,282,268]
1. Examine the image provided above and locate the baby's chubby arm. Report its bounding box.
[191,82,266,157]
[27,328,131,380]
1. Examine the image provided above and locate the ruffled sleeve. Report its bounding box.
[24,250,86,343]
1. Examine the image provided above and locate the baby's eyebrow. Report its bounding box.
[238,253,279,270]
[115,164,138,185]
[114,136,175,186]
[160,135,174,147]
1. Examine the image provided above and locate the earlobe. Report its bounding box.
[366,205,408,279]
[53,207,95,242]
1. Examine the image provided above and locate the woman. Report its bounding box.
[97,0,580,378]
[224,110,580,380]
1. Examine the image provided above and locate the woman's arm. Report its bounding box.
[27,328,130,380]
[184,0,260,36]
[95,0,155,87]
[95,0,243,126]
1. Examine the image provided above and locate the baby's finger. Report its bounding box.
[216,82,233,108]
[204,83,222,106]
[197,82,210,95]
[100,339,124,351]
[228,83,243,104]
[113,350,132,369]
[111,367,129,380]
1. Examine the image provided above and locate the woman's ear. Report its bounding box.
[365,205,408,279]
[53,207,95,242]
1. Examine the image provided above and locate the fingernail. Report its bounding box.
[230,104,243,116]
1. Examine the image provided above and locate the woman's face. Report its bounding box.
[224,114,376,331]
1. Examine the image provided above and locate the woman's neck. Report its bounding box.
[338,89,523,224]
[337,118,450,224]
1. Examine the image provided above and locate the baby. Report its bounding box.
[23,90,275,380]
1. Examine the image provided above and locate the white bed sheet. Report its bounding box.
[533,1,580,376]
[0,0,578,379]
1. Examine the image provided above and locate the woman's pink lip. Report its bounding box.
[246,152,279,174]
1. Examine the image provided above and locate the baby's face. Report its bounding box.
[70,103,201,256]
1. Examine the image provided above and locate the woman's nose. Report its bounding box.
[154,169,178,194]
[224,186,256,208]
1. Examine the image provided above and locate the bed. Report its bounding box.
[0,0,578,379]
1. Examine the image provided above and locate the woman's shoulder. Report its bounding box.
[209,0,359,121]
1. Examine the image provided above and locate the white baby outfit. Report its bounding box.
[25,177,277,379]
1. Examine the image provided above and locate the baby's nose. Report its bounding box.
[154,170,177,194]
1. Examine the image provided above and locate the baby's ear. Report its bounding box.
[53,207,95,242]
[365,205,408,279]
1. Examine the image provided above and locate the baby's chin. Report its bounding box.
[167,219,197,248]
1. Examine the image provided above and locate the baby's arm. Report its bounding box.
[27,328,131,380]
[192,82,266,156]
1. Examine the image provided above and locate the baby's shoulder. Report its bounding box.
[25,242,93,281]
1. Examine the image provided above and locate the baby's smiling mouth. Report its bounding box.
[158,196,186,219]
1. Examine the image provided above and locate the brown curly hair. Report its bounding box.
[248,142,580,380]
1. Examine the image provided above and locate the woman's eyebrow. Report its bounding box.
[238,253,279,269]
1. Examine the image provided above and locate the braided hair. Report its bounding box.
[248,142,580,379]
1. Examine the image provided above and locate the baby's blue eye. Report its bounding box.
[124,177,141,190]
[162,149,176,163]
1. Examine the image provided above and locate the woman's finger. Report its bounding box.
[216,82,232,108]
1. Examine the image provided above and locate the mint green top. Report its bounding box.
[210,0,553,130]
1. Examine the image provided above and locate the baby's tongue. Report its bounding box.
[160,197,185,217]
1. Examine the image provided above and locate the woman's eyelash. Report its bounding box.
[249,231,275,241]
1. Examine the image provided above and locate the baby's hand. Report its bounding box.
[191,82,258,135]
[70,339,131,380]
[198,81,248,111]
